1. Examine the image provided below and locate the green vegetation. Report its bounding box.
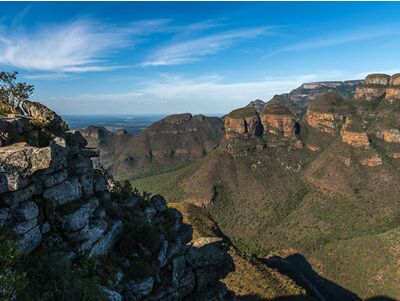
[19,251,107,301]
[0,71,33,112]
[261,102,292,115]
[228,106,258,118]
[308,91,347,113]
[0,235,27,301]
[131,164,193,202]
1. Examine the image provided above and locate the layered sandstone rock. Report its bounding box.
[259,103,296,138]
[354,74,390,101]
[385,74,400,101]
[376,128,400,143]
[341,130,369,148]
[341,118,370,148]
[361,155,382,167]
[306,92,346,134]
[224,107,262,139]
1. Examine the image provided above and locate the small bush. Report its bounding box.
[0,235,27,301]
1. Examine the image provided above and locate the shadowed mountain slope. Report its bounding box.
[80,113,224,179]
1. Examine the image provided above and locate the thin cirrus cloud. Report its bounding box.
[142,26,270,67]
[0,18,170,73]
[48,72,343,115]
[265,24,400,58]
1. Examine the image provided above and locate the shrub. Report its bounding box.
[19,251,107,301]
[0,235,27,301]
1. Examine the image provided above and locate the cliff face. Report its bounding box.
[224,107,262,140]
[354,73,400,101]
[0,103,234,300]
[270,80,362,117]
[305,92,346,134]
[259,103,296,138]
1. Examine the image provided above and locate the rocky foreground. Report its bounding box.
[0,101,234,300]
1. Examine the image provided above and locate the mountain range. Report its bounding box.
[82,74,400,299]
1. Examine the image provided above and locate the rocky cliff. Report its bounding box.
[0,102,234,300]
[138,73,400,299]
[80,113,224,179]
[270,79,363,117]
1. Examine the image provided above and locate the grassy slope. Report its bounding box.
[133,137,400,299]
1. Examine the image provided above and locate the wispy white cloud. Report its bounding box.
[265,24,400,58]
[0,18,170,73]
[142,27,270,67]
[47,71,346,114]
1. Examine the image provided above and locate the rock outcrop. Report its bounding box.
[270,80,362,117]
[224,107,262,140]
[0,104,234,300]
[306,92,346,134]
[376,128,400,143]
[354,73,400,102]
[246,99,266,112]
[259,103,296,138]
[340,118,370,148]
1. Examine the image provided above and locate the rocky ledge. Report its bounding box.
[0,102,234,300]
[354,73,400,101]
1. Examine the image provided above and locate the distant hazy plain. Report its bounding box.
[63,115,166,136]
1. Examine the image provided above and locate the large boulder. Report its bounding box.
[22,100,66,133]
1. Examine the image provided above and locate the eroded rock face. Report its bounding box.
[365,74,391,86]
[354,86,387,101]
[341,119,370,148]
[361,155,382,167]
[224,107,262,140]
[353,73,400,101]
[341,130,370,148]
[260,103,296,138]
[306,92,346,134]
[376,129,400,143]
[306,111,344,134]
[354,74,390,101]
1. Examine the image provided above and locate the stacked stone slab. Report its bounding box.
[0,101,234,300]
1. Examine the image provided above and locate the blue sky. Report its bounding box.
[1,2,400,115]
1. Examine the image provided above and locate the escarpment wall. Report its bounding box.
[0,102,234,300]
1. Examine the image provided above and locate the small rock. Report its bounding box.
[151,195,167,213]
[43,178,82,208]
[13,218,38,235]
[144,207,157,220]
[98,286,122,301]
[18,225,42,254]
[89,220,123,257]
[128,276,154,298]
[14,201,39,221]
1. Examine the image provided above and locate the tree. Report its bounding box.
[0,71,34,114]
